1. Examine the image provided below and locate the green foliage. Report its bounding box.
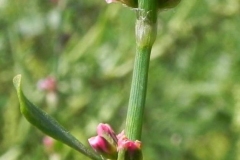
[13,75,101,160]
[0,0,240,160]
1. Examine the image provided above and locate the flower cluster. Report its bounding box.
[88,123,142,160]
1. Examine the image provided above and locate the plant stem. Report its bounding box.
[125,0,158,141]
[125,47,151,140]
[117,1,157,159]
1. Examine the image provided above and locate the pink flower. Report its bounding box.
[97,123,118,143]
[88,123,142,160]
[88,136,117,159]
[117,131,141,152]
[88,123,118,159]
[43,136,55,153]
[38,76,57,92]
[118,139,141,151]
[117,131,142,160]
[118,138,142,160]
[43,136,54,148]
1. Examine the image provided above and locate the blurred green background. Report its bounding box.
[0,0,240,159]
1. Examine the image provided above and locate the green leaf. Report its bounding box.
[13,75,102,160]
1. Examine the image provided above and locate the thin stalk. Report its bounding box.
[125,0,158,141]
[117,1,157,159]
[125,47,151,140]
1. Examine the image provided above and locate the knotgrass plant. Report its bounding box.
[13,0,181,159]
[0,0,237,160]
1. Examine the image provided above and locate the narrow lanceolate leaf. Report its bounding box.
[13,75,102,160]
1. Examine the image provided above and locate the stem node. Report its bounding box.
[135,17,157,48]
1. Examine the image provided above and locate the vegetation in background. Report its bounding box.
[0,0,240,159]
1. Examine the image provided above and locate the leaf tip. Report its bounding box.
[13,74,22,90]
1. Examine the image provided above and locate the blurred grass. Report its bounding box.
[0,0,240,159]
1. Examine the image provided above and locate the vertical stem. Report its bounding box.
[125,47,151,140]
[125,0,158,141]
[118,1,157,159]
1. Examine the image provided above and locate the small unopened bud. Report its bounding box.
[97,123,118,144]
[118,133,142,160]
[88,136,117,159]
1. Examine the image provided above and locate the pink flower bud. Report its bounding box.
[97,123,118,143]
[88,136,117,159]
[123,140,141,152]
[117,133,142,160]
[37,77,57,92]
[118,137,141,151]
[89,123,142,159]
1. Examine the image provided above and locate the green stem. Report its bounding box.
[117,1,157,159]
[125,47,151,140]
[125,0,158,141]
